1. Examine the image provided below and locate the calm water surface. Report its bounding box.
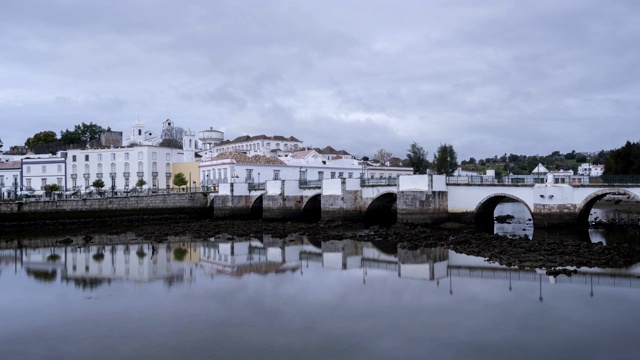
[1,208,640,360]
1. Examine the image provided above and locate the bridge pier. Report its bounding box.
[320,179,367,222]
[397,175,450,224]
[211,183,262,219]
[532,204,579,228]
[262,181,307,221]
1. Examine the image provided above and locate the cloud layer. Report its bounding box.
[2,0,639,161]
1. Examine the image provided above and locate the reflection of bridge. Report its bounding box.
[210,174,640,228]
[197,237,640,291]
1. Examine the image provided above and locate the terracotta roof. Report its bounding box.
[214,151,286,165]
[0,161,20,170]
[217,135,302,146]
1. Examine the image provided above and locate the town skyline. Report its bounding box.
[2,1,640,161]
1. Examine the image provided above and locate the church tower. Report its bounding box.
[182,129,196,162]
[129,119,145,145]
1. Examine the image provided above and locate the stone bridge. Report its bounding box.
[210,175,640,228]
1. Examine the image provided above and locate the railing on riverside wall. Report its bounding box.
[600,175,640,184]
[360,177,398,186]
[0,188,210,203]
[298,179,322,188]
[248,182,266,191]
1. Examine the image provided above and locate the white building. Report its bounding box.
[21,156,68,195]
[577,163,605,177]
[65,145,190,192]
[0,161,21,198]
[198,149,412,188]
[205,134,303,159]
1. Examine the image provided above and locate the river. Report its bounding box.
[1,210,639,359]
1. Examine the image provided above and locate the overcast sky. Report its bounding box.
[1,0,639,161]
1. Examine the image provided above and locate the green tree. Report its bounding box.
[173,172,188,191]
[136,178,147,190]
[60,122,105,145]
[25,130,58,148]
[92,179,105,192]
[433,143,458,175]
[44,183,61,199]
[604,141,640,175]
[406,142,429,174]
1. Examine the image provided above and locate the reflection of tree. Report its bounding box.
[64,278,111,290]
[92,253,105,262]
[46,254,61,263]
[173,247,188,262]
[26,268,57,282]
[136,245,146,259]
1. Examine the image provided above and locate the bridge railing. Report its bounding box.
[598,175,640,184]
[298,179,322,188]
[360,177,398,186]
[248,182,266,191]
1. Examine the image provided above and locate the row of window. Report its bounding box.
[71,152,171,162]
[215,142,300,153]
[71,162,171,174]
[25,165,64,174]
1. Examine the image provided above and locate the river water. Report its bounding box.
[1,207,640,359]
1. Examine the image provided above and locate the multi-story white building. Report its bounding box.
[21,156,68,195]
[204,134,303,159]
[0,161,21,198]
[65,145,193,192]
[198,149,412,189]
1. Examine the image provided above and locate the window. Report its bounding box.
[152,162,157,172]
[273,170,280,180]
[42,165,46,174]
[138,162,143,172]
[57,165,62,173]
[348,172,353,178]
[72,155,77,162]
[97,163,102,173]
[111,163,116,173]
[125,153,129,160]
[124,162,130,172]
[98,154,102,161]
[41,178,47,189]
[85,155,89,161]
[338,172,344,178]
[331,172,336,179]
[57,178,62,186]
[318,171,324,180]
[138,152,143,160]
[152,152,157,160]
[84,164,90,174]
[26,179,31,188]
[166,153,170,161]
[26,166,31,174]
[111,153,116,161]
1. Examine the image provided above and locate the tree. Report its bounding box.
[173,172,188,191]
[604,141,640,175]
[60,122,105,145]
[25,131,58,148]
[161,121,186,149]
[44,183,61,199]
[373,149,393,166]
[136,178,147,190]
[433,143,458,175]
[92,179,105,191]
[406,142,429,174]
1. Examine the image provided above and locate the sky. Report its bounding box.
[1,0,639,161]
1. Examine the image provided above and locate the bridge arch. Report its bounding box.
[365,191,398,225]
[474,193,533,232]
[576,189,640,228]
[302,193,322,222]
[250,194,263,220]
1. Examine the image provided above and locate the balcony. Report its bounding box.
[165,172,172,178]
[360,177,398,186]
[137,172,144,178]
[71,174,77,180]
[83,173,90,179]
[152,172,158,178]
[96,173,103,179]
[109,172,117,178]
[248,182,265,191]
[298,179,322,188]
[123,172,130,179]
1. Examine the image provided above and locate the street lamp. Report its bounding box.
[189,172,191,193]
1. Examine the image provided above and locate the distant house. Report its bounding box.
[577,163,605,177]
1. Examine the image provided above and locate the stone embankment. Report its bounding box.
[0,193,209,223]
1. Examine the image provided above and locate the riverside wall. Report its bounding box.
[0,193,209,222]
